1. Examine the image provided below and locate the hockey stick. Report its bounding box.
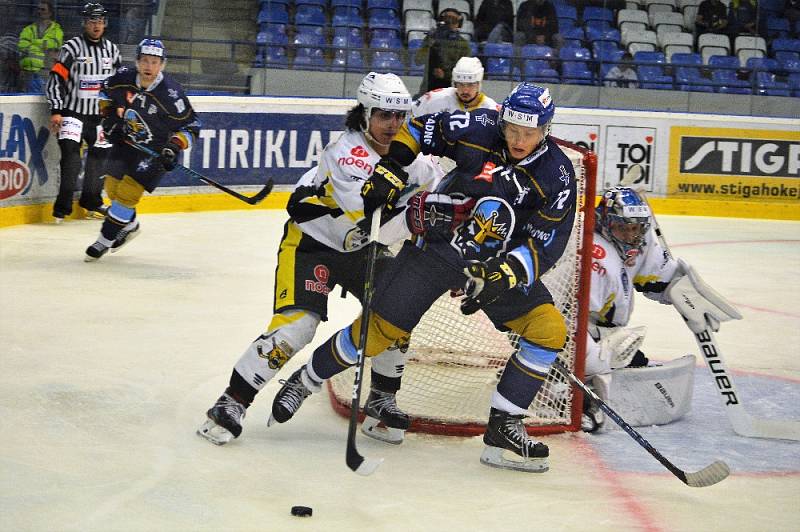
[346,210,385,476]
[691,327,800,441]
[126,141,274,205]
[638,189,800,441]
[553,359,730,487]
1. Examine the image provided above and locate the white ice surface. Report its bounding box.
[1,210,798,532]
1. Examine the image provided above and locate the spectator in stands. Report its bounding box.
[787,0,800,29]
[0,34,20,93]
[416,8,471,93]
[695,0,730,35]
[18,1,64,93]
[603,52,638,88]
[119,1,149,44]
[474,0,515,43]
[516,0,562,47]
[729,0,761,36]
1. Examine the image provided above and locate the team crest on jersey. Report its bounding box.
[343,226,369,251]
[475,114,495,127]
[123,108,153,144]
[559,165,571,185]
[451,196,515,261]
[168,88,179,99]
[256,335,294,370]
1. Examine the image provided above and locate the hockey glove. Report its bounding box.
[101,115,124,145]
[361,158,408,215]
[460,255,528,315]
[159,140,182,171]
[406,192,476,236]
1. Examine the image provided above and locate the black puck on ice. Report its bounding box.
[291,506,313,517]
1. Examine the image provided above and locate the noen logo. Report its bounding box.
[351,145,369,157]
[681,136,800,178]
[305,265,331,295]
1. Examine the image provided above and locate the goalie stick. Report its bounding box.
[620,171,800,441]
[126,141,274,205]
[346,210,384,476]
[553,360,730,487]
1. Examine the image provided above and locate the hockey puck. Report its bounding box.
[291,506,313,517]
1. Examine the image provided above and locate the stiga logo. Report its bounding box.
[680,137,800,177]
[0,158,31,199]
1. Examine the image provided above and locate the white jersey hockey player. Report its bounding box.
[197,72,444,446]
[411,56,498,117]
[583,187,691,431]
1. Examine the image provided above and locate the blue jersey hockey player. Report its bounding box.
[268,82,578,473]
[84,38,200,262]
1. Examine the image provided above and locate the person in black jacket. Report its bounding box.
[474,0,515,43]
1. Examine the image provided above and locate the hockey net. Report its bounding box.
[327,139,597,436]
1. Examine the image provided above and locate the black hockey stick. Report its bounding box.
[553,359,730,487]
[126,141,274,205]
[346,210,384,476]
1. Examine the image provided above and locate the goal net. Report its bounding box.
[327,139,597,436]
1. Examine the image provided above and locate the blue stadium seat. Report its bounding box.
[331,49,366,71]
[765,17,791,40]
[778,57,800,73]
[753,71,791,96]
[586,26,620,44]
[559,45,592,68]
[257,26,288,46]
[257,5,289,25]
[371,28,400,41]
[521,45,556,73]
[634,51,671,89]
[524,63,560,83]
[334,26,364,42]
[672,53,712,92]
[774,50,800,62]
[562,62,595,84]
[789,73,800,96]
[370,36,403,49]
[407,39,426,74]
[771,38,800,54]
[367,0,400,11]
[295,5,327,25]
[554,3,578,23]
[584,19,614,36]
[484,43,514,79]
[561,26,585,47]
[331,0,362,8]
[592,40,623,62]
[368,8,401,28]
[259,46,289,68]
[372,50,405,71]
[295,0,327,6]
[583,6,614,24]
[332,7,363,27]
[710,68,750,93]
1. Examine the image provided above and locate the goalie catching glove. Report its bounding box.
[406,192,475,235]
[461,255,527,315]
[361,158,408,215]
[666,258,742,334]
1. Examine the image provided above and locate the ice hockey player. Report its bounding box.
[411,57,498,117]
[583,186,736,432]
[269,82,576,473]
[84,38,199,262]
[197,72,445,446]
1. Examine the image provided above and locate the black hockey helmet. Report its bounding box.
[82,2,107,19]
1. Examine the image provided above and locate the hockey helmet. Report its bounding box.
[596,186,652,263]
[356,72,412,121]
[137,38,166,60]
[499,82,555,135]
[81,2,107,19]
[452,57,484,85]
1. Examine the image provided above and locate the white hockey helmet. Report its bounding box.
[356,72,412,120]
[452,57,484,85]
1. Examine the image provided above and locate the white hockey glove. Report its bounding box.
[666,259,742,334]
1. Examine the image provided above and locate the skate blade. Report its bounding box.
[479,446,549,473]
[361,416,405,445]
[267,413,278,427]
[111,227,141,253]
[197,419,234,446]
[84,254,101,263]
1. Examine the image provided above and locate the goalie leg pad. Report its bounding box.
[233,310,320,391]
[608,355,696,426]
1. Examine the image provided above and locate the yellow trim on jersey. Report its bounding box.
[507,356,547,380]
[597,293,616,321]
[538,209,568,222]
[633,274,661,287]
[514,166,545,199]
[458,140,492,153]
[464,93,485,111]
[394,122,421,155]
[273,221,304,311]
[267,309,310,333]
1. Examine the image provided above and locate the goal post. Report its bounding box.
[327,139,597,436]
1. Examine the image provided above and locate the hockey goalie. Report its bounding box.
[584,186,741,432]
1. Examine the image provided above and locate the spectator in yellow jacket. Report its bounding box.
[18,1,63,93]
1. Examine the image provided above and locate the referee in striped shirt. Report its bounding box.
[46,3,120,223]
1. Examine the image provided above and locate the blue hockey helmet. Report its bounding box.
[81,2,107,19]
[499,82,555,136]
[596,186,652,264]
[137,38,166,60]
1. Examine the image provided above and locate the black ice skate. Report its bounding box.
[581,392,605,433]
[84,241,109,262]
[111,221,141,253]
[361,388,410,445]
[197,393,246,446]
[268,367,320,426]
[480,408,549,473]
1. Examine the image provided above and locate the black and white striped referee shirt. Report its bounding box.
[46,34,121,117]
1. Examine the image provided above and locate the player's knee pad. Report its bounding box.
[371,335,411,379]
[340,314,409,363]
[113,175,145,208]
[233,310,321,390]
[104,175,120,200]
[505,303,567,351]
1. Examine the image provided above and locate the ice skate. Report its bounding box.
[480,408,549,473]
[361,388,410,444]
[111,221,141,253]
[268,367,320,426]
[581,392,605,433]
[197,393,246,445]
[85,205,109,219]
[84,241,109,262]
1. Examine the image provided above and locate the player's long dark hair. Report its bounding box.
[345,104,367,132]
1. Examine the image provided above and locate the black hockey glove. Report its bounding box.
[406,191,476,236]
[460,255,528,315]
[159,140,182,171]
[101,115,124,145]
[361,158,408,216]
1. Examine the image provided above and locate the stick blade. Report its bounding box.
[683,460,731,488]
[731,415,800,442]
[245,179,274,205]
[346,446,383,476]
